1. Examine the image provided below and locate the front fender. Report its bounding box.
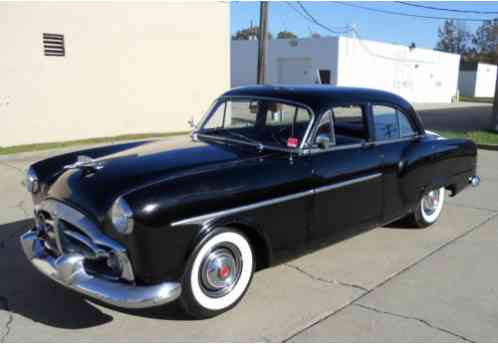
[187,216,273,271]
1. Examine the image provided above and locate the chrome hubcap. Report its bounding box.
[422,189,440,215]
[200,244,242,298]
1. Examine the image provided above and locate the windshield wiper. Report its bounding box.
[222,131,266,152]
[198,130,265,151]
[221,131,257,144]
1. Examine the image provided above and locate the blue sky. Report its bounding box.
[231,1,498,49]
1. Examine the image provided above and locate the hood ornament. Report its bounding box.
[63,155,105,173]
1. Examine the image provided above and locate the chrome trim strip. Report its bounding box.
[374,137,416,145]
[305,137,417,154]
[171,173,382,227]
[171,189,315,227]
[315,173,382,194]
[307,143,365,155]
[20,231,182,309]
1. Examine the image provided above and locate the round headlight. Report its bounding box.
[25,167,39,193]
[111,197,134,234]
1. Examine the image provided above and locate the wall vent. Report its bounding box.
[43,33,65,57]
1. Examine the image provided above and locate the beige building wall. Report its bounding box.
[0,2,230,147]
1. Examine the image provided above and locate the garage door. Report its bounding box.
[278,58,313,84]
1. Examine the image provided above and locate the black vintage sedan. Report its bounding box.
[21,85,479,318]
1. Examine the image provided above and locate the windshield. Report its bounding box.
[198,99,312,149]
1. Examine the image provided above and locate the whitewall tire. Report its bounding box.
[180,228,254,318]
[411,187,445,228]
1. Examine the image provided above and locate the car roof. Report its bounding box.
[222,85,414,114]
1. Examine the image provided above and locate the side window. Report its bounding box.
[372,105,416,141]
[331,105,368,144]
[399,112,416,137]
[265,103,310,126]
[372,105,399,141]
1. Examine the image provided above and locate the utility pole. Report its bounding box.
[257,1,269,84]
[493,70,498,131]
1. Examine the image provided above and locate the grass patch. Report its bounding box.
[459,96,494,104]
[436,130,498,145]
[0,131,190,156]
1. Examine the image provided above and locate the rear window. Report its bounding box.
[372,105,416,141]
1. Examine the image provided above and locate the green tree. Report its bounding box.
[435,20,471,54]
[232,26,273,40]
[472,19,498,64]
[276,30,298,39]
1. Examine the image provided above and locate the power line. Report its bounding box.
[286,2,315,27]
[334,1,494,23]
[349,26,437,64]
[286,1,352,34]
[292,2,436,64]
[290,1,352,35]
[396,2,498,16]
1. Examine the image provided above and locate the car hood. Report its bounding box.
[47,138,262,221]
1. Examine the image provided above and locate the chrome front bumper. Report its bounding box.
[21,229,182,309]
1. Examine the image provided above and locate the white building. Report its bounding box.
[1,2,229,147]
[458,62,497,98]
[231,36,461,103]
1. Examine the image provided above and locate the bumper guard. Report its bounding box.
[21,229,182,309]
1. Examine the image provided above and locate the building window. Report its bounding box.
[43,33,65,57]
[318,70,331,84]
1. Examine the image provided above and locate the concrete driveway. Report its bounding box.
[0,144,497,342]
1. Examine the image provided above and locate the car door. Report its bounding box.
[370,103,426,222]
[309,104,383,242]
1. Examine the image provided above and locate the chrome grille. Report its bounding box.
[58,220,107,260]
[36,211,62,255]
[34,200,135,282]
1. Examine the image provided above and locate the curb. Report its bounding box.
[477,143,498,151]
[0,134,189,163]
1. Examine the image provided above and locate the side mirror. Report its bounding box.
[188,116,196,129]
[316,133,331,149]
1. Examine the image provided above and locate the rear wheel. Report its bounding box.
[409,187,446,228]
[180,228,254,318]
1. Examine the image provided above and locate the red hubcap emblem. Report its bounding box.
[218,265,231,279]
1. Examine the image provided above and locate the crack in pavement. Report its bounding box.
[283,212,498,342]
[355,303,475,342]
[447,202,498,213]
[0,296,13,343]
[285,263,369,293]
[15,199,30,218]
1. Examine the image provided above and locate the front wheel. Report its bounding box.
[410,187,446,228]
[180,228,255,318]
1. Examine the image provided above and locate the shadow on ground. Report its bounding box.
[0,198,440,330]
[0,219,192,331]
[418,105,492,133]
